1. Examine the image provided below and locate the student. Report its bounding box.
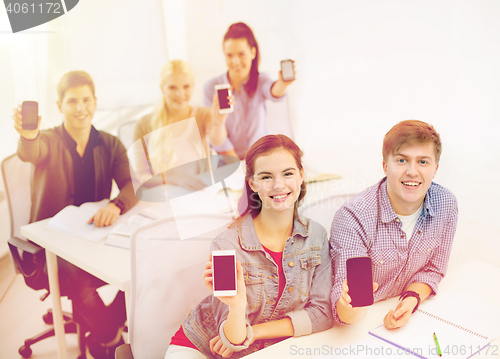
[12,71,138,358]
[165,135,333,358]
[132,60,232,191]
[330,120,458,329]
[204,22,296,160]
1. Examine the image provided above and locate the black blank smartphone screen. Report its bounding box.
[213,255,236,291]
[22,101,38,130]
[346,257,373,307]
[217,88,230,109]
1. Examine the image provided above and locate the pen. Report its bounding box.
[433,332,442,357]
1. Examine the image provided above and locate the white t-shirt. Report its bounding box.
[397,202,424,241]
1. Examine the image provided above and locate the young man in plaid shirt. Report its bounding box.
[330,120,458,328]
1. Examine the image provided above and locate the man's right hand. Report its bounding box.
[12,105,41,140]
[337,279,378,324]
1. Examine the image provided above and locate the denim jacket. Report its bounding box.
[182,214,334,358]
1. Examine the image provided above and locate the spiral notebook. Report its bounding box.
[369,291,500,358]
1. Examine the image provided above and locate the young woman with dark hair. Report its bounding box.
[204,22,297,160]
[165,135,333,359]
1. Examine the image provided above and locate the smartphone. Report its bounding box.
[280,59,295,82]
[212,250,237,297]
[215,84,233,114]
[22,101,38,130]
[346,257,374,307]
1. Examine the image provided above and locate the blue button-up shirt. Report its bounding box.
[330,178,458,324]
[203,72,283,159]
[183,215,333,358]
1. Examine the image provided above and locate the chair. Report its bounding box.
[299,193,358,235]
[118,119,139,150]
[2,154,88,359]
[266,96,294,140]
[116,213,233,359]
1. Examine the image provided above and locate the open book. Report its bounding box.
[47,200,153,243]
[369,291,500,358]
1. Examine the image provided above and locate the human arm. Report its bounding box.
[207,94,233,147]
[270,61,297,98]
[384,201,458,329]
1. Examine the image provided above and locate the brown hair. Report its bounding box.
[223,22,260,98]
[57,71,95,102]
[383,120,442,163]
[237,135,306,223]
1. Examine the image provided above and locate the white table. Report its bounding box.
[21,219,132,359]
[246,260,500,358]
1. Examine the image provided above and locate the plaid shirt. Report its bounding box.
[329,178,458,324]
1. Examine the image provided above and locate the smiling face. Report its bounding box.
[161,73,194,112]
[223,38,256,81]
[249,149,304,214]
[383,141,439,215]
[57,85,96,132]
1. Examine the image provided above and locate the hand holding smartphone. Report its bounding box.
[346,257,374,307]
[214,84,233,114]
[280,59,295,82]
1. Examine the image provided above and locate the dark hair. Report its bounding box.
[223,22,260,98]
[383,120,442,163]
[57,71,95,102]
[237,135,306,224]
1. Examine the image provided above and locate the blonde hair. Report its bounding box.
[148,60,209,174]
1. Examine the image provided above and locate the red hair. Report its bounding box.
[383,120,442,162]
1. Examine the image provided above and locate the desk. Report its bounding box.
[21,219,131,359]
[246,260,500,358]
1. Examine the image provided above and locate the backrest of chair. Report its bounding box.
[118,119,139,150]
[266,96,294,140]
[129,213,233,359]
[1,154,32,240]
[299,193,358,235]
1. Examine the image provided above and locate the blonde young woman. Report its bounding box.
[132,60,231,190]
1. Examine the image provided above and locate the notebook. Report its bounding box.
[369,291,500,358]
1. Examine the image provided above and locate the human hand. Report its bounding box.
[211,93,234,126]
[12,104,41,140]
[210,336,234,358]
[88,202,121,227]
[278,61,297,84]
[203,257,247,310]
[383,296,418,329]
[339,279,378,310]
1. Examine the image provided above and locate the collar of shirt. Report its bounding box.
[379,177,435,224]
[62,124,102,154]
[235,214,309,251]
